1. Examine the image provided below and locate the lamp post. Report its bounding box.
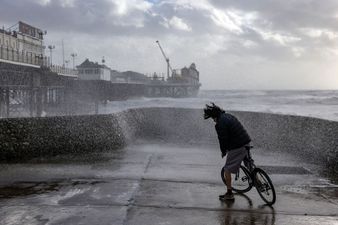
[48,45,55,66]
[70,53,77,69]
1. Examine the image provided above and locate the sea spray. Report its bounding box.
[0,108,336,179]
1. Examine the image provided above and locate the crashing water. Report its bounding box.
[99,90,338,121]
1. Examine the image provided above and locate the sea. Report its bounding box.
[99,90,338,122]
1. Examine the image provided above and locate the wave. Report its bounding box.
[281,96,338,105]
[98,90,338,121]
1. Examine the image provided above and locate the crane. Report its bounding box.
[156,40,173,80]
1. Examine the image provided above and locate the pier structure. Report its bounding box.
[0,60,77,118]
[146,82,200,97]
[0,21,79,118]
[0,56,200,117]
[145,63,201,98]
[0,21,202,118]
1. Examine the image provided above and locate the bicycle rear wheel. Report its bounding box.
[253,168,276,205]
[221,165,252,193]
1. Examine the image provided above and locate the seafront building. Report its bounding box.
[0,21,44,56]
[170,63,200,86]
[120,71,149,83]
[0,21,77,77]
[0,21,46,66]
[77,59,111,81]
[77,59,148,83]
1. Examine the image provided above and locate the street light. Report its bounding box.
[70,53,77,69]
[48,45,55,66]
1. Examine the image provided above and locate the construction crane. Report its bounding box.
[156,40,173,80]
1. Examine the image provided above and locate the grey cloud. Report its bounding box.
[0,0,160,36]
[0,0,207,37]
[211,0,338,32]
[1,0,338,89]
[1,0,110,32]
[0,0,241,38]
[204,0,338,62]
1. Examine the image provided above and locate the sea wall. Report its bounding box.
[0,107,337,173]
[0,115,125,161]
[121,108,338,173]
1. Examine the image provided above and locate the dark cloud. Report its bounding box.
[0,0,206,37]
[0,0,158,36]
[1,0,338,89]
[1,0,109,32]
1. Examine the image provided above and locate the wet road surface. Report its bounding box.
[0,142,337,225]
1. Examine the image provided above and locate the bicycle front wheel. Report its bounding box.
[253,168,276,205]
[221,166,252,194]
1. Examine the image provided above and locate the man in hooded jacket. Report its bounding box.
[204,103,251,200]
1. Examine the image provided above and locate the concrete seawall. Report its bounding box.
[0,108,337,173]
[122,108,337,173]
[0,115,125,161]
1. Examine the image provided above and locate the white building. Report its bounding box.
[77,59,111,81]
[169,63,200,85]
[111,70,127,82]
[0,21,45,56]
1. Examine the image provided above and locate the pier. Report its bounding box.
[0,58,201,118]
[0,59,76,118]
[0,21,201,118]
[146,82,200,98]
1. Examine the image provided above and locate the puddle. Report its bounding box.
[259,166,312,175]
[0,180,106,199]
[281,184,338,200]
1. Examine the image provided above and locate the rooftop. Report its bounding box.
[77,59,110,70]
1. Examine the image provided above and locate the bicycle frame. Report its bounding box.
[243,148,256,173]
[229,146,277,205]
[235,147,255,180]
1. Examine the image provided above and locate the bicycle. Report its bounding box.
[221,146,276,205]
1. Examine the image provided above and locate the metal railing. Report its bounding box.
[0,45,48,66]
[0,45,78,77]
[50,65,78,77]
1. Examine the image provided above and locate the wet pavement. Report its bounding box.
[0,142,337,225]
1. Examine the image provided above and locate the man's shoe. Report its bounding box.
[219,192,234,201]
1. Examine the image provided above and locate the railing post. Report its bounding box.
[0,87,2,117]
[36,87,43,117]
[5,88,9,117]
[94,100,99,114]
[29,88,34,117]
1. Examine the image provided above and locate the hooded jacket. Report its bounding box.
[215,112,251,157]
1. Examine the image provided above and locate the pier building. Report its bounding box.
[77,59,111,81]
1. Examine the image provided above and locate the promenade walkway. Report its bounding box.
[0,142,337,224]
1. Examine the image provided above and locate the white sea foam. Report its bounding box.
[99,90,338,121]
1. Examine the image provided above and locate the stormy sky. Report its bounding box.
[1,0,338,89]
